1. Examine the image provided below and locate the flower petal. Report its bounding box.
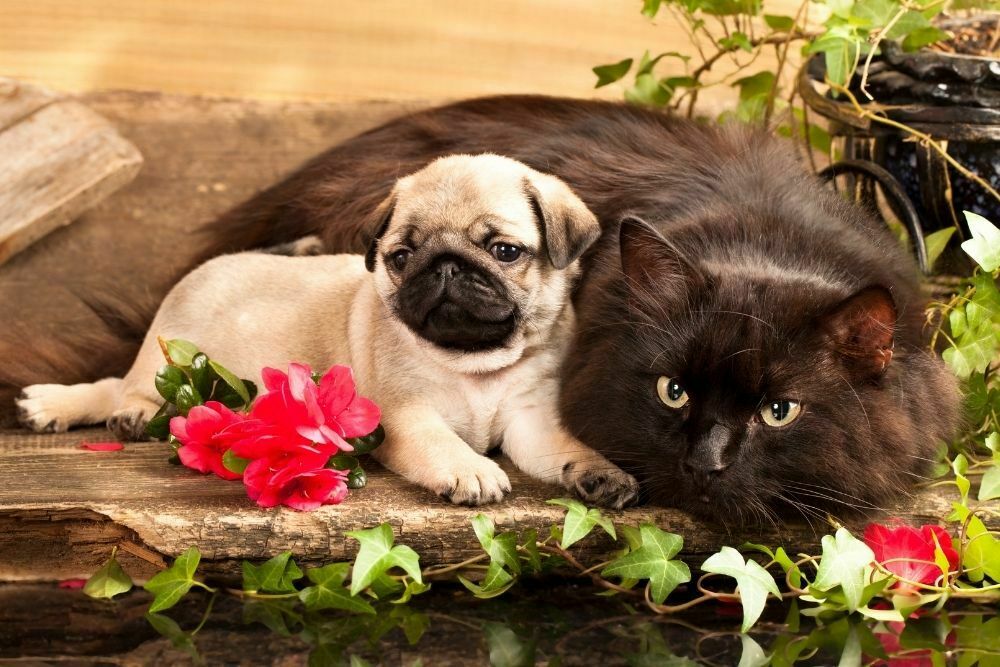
[261,367,289,393]
[287,363,315,402]
[80,441,124,452]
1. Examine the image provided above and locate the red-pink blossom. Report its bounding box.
[80,441,124,452]
[863,522,959,590]
[170,401,249,480]
[58,578,87,589]
[243,454,349,511]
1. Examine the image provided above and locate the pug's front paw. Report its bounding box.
[571,465,640,510]
[437,456,512,506]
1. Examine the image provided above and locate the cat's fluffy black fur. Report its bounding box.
[561,122,960,525]
[2,95,961,523]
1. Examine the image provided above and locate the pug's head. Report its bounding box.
[364,154,600,373]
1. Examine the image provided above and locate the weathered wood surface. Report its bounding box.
[0,428,985,584]
[0,80,143,267]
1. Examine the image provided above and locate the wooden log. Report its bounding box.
[0,86,143,267]
[0,428,985,584]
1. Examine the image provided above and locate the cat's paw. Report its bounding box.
[436,456,512,506]
[107,407,153,442]
[16,384,75,433]
[572,466,640,510]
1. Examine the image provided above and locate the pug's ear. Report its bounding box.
[523,174,600,270]
[363,192,396,272]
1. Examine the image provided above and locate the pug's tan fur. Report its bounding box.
[18,155,638,508]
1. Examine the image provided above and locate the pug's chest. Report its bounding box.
[431,380,517,454]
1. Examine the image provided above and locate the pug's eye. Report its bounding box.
[389,249,411,271]
[656,376,688,409]
[760,400,801,427]
[490,242,522,263]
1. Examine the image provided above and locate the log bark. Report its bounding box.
[0,428,986,583]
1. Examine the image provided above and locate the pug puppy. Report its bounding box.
[17,154,639,508]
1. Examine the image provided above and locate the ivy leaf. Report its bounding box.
[950,503,1000,583]
[720,31,753,52]
[394,579,431,604]
[346,524,422,596]
[471,514,521,575]
[738,634,771,667]
[961,211,1000,272]
[764,14,795,31]
[242,552,303,594]
[145,612,199,659]
[943,325,998,380]
[635,50,689,77]
[520,528,542,573]
[602,523,690,604]
[83,549,133,599]
[625,73,673,107]
[702,547,780,633]
[953,453,972,502]
[979,465,1000,502]
[924,228,955,271]
[641,0,663,18]
[811,528,875,611]
[144,547,203,613]
[547,498,616,550]
[593,58,633,88]
[483,622,536,667]
[458,561,516,599]
[743,542,802,588]
[298,563,375,614]
[902,26,950,51]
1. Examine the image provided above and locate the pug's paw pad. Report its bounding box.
[107,408,152,442]
[16,384,76,433]
[573,467,640,510]
[438,457,511,506]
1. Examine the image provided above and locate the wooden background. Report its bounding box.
[0,0,803,110]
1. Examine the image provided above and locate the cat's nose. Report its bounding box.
[684,423,734,484]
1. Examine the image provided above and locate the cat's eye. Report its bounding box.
[390,249,411,271]
[490,242,522,263]
[656,376,689,409]
[760,400,801,427]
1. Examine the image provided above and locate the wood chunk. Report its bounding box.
[0,428,985,583]
[0,99,143,267]
[0,77,60,132]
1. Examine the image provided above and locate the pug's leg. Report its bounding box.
[17,377,125,433]
[502,409,639,510]
[374,404,511,505]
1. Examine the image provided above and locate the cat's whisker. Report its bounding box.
[834,369,872,433]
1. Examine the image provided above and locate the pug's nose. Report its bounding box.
[434,256,465,280]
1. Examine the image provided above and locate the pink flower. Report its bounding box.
[863,522,959,590]
[253,363,380,451]
[170,401,249,481]
[243,454,349,510]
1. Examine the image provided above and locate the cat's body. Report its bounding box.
[4,95,961,522]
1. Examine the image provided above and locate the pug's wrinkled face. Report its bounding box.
[365,154,600,373]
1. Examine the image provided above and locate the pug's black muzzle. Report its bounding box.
[396,255,517,351]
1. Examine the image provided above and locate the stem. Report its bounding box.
[422,553,490,578]
[190,592,217,636]
[859,4,909,101]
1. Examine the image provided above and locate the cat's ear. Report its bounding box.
[619,216,703,310]
[821,286,897,380]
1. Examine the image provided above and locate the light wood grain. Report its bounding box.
[0,77,59,131]
[0,0,804,112]
[0,427,981,583]
[0,99,143,267]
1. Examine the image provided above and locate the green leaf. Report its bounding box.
[635,50,689,77]
[521,529,542,573]
[154,365,187,402]
[625,73,673,107]
[189,353,215,399]
[720,32,753,52]
[483,622,536,667]
[242,552,303,594]
[962,212,1000,272]
[222,450,251,475]
[329,454,360,471]
[986,432,1000,455]
[144,546,203,613]
[812,528,875,612]
[346,524,422,596]
[701,547,780,633]
[764,14,795,31]
[394,579,431,604]
[298,563,375,614]
[163,338,200,367]
[641,0,663,18]
[173,384,203,417]
[738,634,771,667]
[471,514,521,575]
[979,465,1000,501]
[83,550,133,599]
[924,228,955,271]
[208,360,250,405]
[602,523,690,605]
[951,503,1000,583]
[902,26,950,51]
[347,467,367,489]
[593,58,633,88]
[458,561,516,599]
[146,612,199,658]
[852,0,901,27]
[346,424,385,455]
[546,498,616,549]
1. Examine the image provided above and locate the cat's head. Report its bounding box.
[562,216,959,526]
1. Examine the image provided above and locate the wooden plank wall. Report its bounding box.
[0,0,803,111]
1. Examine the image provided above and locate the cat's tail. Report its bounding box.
[15,377,124,434]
